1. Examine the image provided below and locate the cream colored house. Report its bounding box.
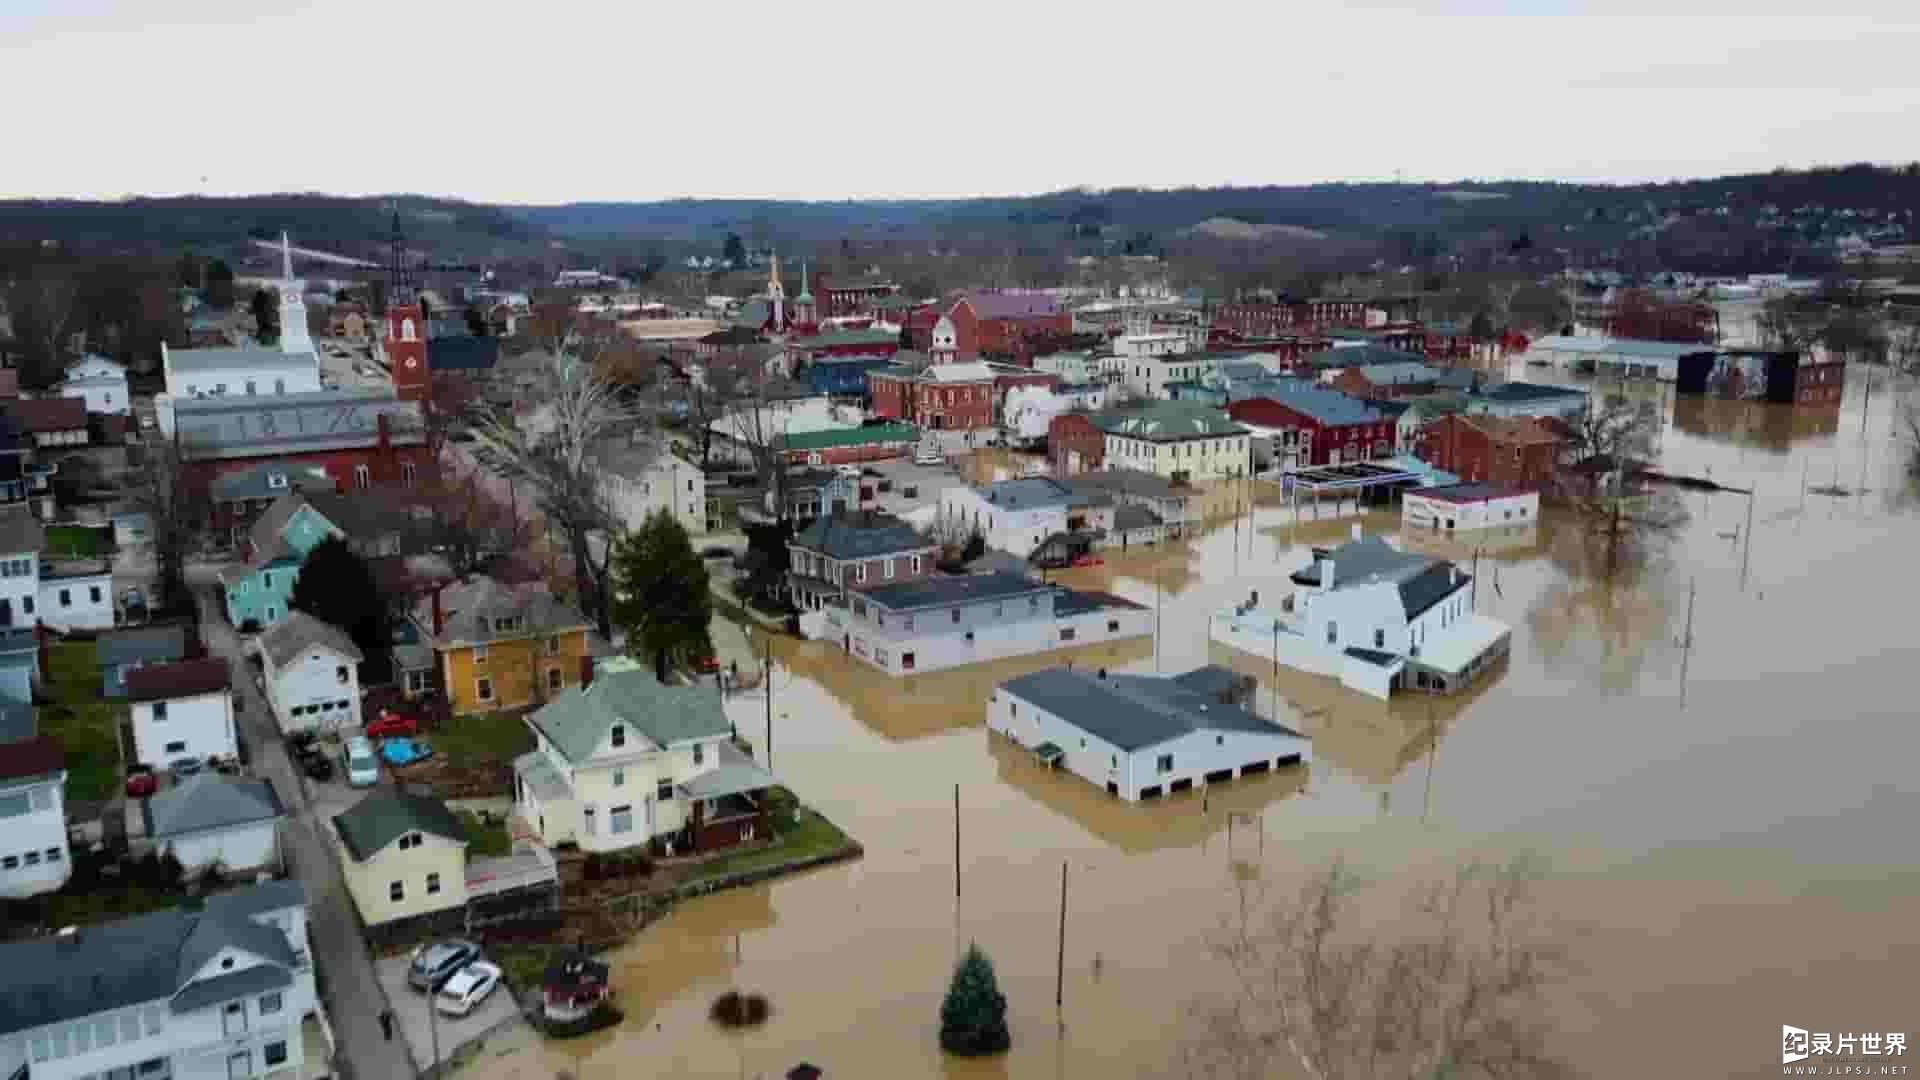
[514,662,775,857]
[1095,401,1251,481]
[330,789,468,927]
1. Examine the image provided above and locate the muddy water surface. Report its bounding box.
[479,363,1920,1079]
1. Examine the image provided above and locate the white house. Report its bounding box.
[60,354,131,415]
[516,663,775,856]
[989,665,1311,802]
[1095,402,1250,481]
[1401,484,1540,534]
[127,658,238,769]
[1210,529,1511,700]
[938,477,1089,558]
[0,707,70,899]
[824,571,1153,676]
[0,509,44,630]
[0,879,316,1080]
[1120,354,1217,400]
[595,440,707,537]
[142,773,284,875]
[0,509,116,631]
[1002,385,1107,449]
[257,612,364,734]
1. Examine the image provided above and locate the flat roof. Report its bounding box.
[855,571,1051,611]
[1409,482,1527,504]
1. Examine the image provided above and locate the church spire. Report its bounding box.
[281,231,294,282]
[277,231,313,356]
[386,210,417,307]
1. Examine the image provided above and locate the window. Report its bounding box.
[475,677,494,702]
[24,851,39,865]
[398,832,421,850]
[1326,621,1338,645]
[610,805,633,834]
[259,991,283,1015]
[275,378,286,393]
[402,318,416,341]
[21,597,32,615]
[165,740,187,753]
[266,471,287,491]
[492,616,523,634]
[950,607,961,624]
[402,462,417,488]
[473,644,488,664]
[3,855,17,869]
[610,724,626,748]
[246,380,257,395]
[264,1042,288,1068]
[336,665,348,684]
[612,768,625,787]
[657,780,674,801]
[59,589,70,607]
[856,562,867,582]
[693,742,705,766]
[154,701,169,721]
[353,465,371,489]
[885,558,895,580]
[546,637,561,656]
[1059,627,1076,642]
[426,872,441,895]
[46,847,62,863]
[1157,754,1174,774]
[389,880,404,901]
[263,571,274,590]
[1108,619,1120,633]
[911,555,922,574]
[902,652,916,670]
[547,667,562,691]
[229,1051,252,1079]
[405,670,428,693]
[1374,629,1385,649]
[583,806,598,835]
[90,585,102,603]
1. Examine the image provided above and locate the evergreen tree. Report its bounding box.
[722,233,747,266]
[205,258,235,308]
[249,288,278,345]
[288,537,388,662]
[609,509,713,681]
[939,943,1011,1056]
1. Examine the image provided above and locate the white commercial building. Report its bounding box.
[0,879,317,1080]
[1401,484,1540,534]
[127,659,238,769]
[60,354,131,415]
[1211,529,1510,700]
[990,665,1311,802]
[1120,354,1217,400]
[257,612,364,734]
[1523,335,1706,382]
[823,571,1152,676]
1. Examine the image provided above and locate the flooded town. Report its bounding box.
[7,13,1920,1077]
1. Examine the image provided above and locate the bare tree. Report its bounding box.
[1554,394,1687,577]
[1183,857,1571,1080]
[678,351,755,468]
[1901,395,1920,477]
[4,271,81,388]
[129,435,210,617]
[472,348,647,637]
[711,349,807,523]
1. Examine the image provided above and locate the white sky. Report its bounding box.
[4,0,1918,204]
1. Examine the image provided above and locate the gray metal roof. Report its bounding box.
[0,701,34,742]
[513,751,571,801]
[856,571,1051,612]
[527,669,729,764]
[1112,504,1163,532]
[791,511,932,560]
[1067,468,1186,501]
[1356,361,1439,385]
[1238,383,1386,426]
[170,961,292,1014]
[209,462,334,503]
[998,666,1305,753]
[977,476,1085,511]
[96,625,189,668]
[1288,535,1469,620]
[143,774,284,839]
[333,788,465,861]
[1473,381,1588,403]
[259,611,365,668]
[418,576,589,647]
[174,389,425,460]
[166,345,317,373]
[1094,402,1245,442]
[0,880,301,1036]
[0,506,46,555]
[677,741,777,799]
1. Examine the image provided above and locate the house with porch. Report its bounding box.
[516,664,775,857]
[411,576,592,717]
[938,477,1097,559]
[786,511,939,613]
[1210,529,1511,700]
[990,665,1311,802]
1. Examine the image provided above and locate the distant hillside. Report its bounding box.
[1182,217,1330,242]
[0,194,545,263]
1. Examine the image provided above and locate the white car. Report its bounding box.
[434,961,503,1017]
[914,444,944,466]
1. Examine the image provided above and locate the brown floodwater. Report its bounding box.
[476,362,1920,1080]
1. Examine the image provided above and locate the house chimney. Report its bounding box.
[1320,558,1335,590]
[431,585,446,637]
[579,655,595,689]
[1248,589,1259,608]
[1450,564,1459,586]
[1097,667,1107,680]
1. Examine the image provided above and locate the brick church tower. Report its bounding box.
[383,213,431,403]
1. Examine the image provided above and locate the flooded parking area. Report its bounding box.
[475,362,1920,1079]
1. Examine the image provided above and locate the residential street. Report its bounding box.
[191,573,419,1080]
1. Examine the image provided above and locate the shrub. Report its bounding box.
[710,990,771,1028]
[940,943,1011,1056]
[238,618,261,634]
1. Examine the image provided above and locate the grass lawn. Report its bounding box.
[38,881,185,927]
[44,525,106,559]
[491,944,551,993]
[38,641,123,801]
[682,788,854,885]
[433,710,535,765]
[459,811,513,857]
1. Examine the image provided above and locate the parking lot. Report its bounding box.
[375,949,524,1072]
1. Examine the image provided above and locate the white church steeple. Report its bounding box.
[277,232,314,356]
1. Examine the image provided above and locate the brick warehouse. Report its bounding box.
[173,391,435,504]
[1416,414,1561,490]
[947,292,1072,362]
[1227,386,1398,470]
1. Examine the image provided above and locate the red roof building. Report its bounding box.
[1416,414,1562,491]
[946,292,1072,363]
[1047,412,1105,474]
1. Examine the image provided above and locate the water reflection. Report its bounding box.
[987,732,1308,854]
[1399,522,1543,561]
[1671,396,1841,452]
[1528,571,1673,697]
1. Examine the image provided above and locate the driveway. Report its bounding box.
[195,585,419,1080]
[375,952,523,1074]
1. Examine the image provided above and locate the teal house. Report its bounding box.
[218,492,410,629]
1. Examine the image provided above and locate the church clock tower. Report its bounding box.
[383,213,431,404]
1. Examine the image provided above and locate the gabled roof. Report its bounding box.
[209,462,334,504]
[1066,468,1185,501]
[0,506,46,555]
[527,669,730,764]
[923,361,994,383]
[1112,504,1163,531]
[976,476,1085,512]
[333,788,465,860]
[143,773,283,838]
[0,734,62,783]
[419,576,589,647]
[791,511,932,560]
[1232,383,1384,427]
[166,345,313,373]
[956,292,1059,319]
[998,665,1304,753]
[259,611,364,669]
[1304,344,1426,369]
[1288,535,1470,620]
[126,657,232,702]
[1094,402,1245,442]
[96,624,189,668]
[792,328,900,349]
[0,881,301,1036]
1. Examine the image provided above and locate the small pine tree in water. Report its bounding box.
[939,943,1010,1056]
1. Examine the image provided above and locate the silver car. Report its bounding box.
[408,940,482,992]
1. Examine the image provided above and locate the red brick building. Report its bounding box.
[947,292,1072,362]
[1227,388,1397,469]
[171,393,435,504]
[812,274,901,318]
[1416,414,1561,490]
[1048,412,1106,473]
[1213,298,1371,338]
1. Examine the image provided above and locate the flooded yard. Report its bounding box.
[476,363,1920,1079]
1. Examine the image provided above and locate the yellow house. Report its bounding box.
[414,576,593,716]
[331,788,469,927]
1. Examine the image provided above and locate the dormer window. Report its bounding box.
[267,472,288,490]
[610,724,626,749]
[492,616,523,634]
[397,831,422,850]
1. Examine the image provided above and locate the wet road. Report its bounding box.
[471,362,1920,1079]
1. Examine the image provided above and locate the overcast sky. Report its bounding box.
[5,0,1917,204]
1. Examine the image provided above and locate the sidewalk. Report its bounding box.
[709,614,763,684]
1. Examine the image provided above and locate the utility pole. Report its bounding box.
[1740,491,1755,591]
[1154,557,1163,672]
[764,634,774,771]
[1678,579,1697,709]
[953,784,962,903]
[1056,860,1069,1010]
[428,980,440,1072]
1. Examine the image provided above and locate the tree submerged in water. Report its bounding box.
[939,943,1011,1056]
